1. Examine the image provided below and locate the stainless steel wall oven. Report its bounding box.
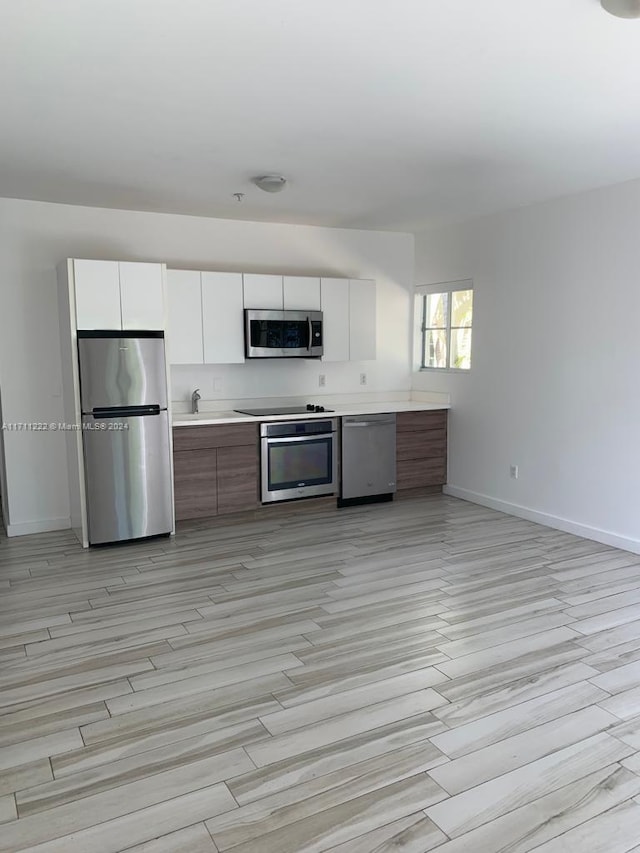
[260,418,338,503]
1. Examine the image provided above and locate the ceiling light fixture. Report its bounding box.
[601,0,640,18]
[252,175,288,193]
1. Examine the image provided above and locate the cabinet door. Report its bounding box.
[120,262,165,330]
[242,274,283,309]
[217,445,259,515]
[166,270,203,364]
[202,271,245,363]
[396,456,447,489]
[73,259,121,330]
[320,278,350,362]
[349,279,376,360]
[395,410,448,491]
[173,448,217,520]
[283,276,321,310]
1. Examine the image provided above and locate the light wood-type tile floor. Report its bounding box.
[3,495,640,851]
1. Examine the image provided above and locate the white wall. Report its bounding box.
[0,197,413,534]
[414,177,640,552]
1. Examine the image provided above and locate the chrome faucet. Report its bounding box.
[191,388,201,414]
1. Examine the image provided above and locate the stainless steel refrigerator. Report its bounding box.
[77,331,173,545]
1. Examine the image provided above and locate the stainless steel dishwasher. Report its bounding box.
[339,413,397,507]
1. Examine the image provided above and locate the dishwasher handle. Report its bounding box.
[343,417,396,428]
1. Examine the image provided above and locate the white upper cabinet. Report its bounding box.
[73,260,121,330]
[202,271,245,363]
[73,260,165,331]
[166,269,203,364]
[349,278,377,360]
[119,262,165,330]
[242,274,284,309]
[320,278,350,362]
[283,276,321,311]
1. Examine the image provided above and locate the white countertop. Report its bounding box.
[172,399,449,427]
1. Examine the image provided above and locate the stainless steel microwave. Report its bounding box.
[244,309,323,358]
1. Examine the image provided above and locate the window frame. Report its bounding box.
[417,279,473,373]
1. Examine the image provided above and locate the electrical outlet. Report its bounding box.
[318,374,326,388]
[360,373,367,386]
[212,377,222,393]
[510,464,519,479]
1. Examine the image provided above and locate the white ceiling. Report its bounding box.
[2,0,640,231]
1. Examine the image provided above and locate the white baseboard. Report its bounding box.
[443,485,640,555]
[6,517,70,537]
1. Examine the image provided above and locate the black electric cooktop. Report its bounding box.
[234,404,334,416]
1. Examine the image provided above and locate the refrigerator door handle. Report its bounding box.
[91,405,162,419]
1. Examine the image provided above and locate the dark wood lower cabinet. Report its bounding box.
[173,448,217,521]
[217,445,259,515]
[396,410,448,491]
[173,424,259,521]
[173,410,448,521]
[397,456,447,489]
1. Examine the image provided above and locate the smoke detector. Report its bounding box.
[252,175,288,193]
[601,0,640,18]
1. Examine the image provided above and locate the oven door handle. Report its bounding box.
[307,316,312,351]
[265,434,333,444]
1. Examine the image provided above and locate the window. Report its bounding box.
[418,280,473,370]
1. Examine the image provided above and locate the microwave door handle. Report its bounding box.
[307,316,312,351]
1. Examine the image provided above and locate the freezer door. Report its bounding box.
[78,334,168,412]
[82,410,172,544]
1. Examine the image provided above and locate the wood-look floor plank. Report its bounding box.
[208,774,446,853]
[0,613,71,639]
[430,680,610,758]
[19,725,267,816]
[429,705,619,795]
[325,812,447,852]
[53,719,268,780]
[427,764,640,853]
[13,784,235,853]
[0,794,17,823]
[602,689,640,722]
[592,660,640,694]
[434,626,580,679]
[0,658,156,710]
[0,630,49,651]
[260,669,451,736]
[245,689,448,768]
[106,654,301,716]
[120,823,218,852]
[525,799,640,853]
[436,611,577,658]
[2,495,640,851]
[425,732,634,838]
[228,713,446,805]
[0,729,83,772]
[79,674,292,747]
[0,701,109,749]
[0,759,53,798]
[209,743,447,849]
[0,751,249,851]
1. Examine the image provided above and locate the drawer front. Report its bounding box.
[397,456,447,490]
[173,449,217,520]
[396,410,447,433]
[217,445,259,515]
[396,430,447,462]
[173,423,258,451]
